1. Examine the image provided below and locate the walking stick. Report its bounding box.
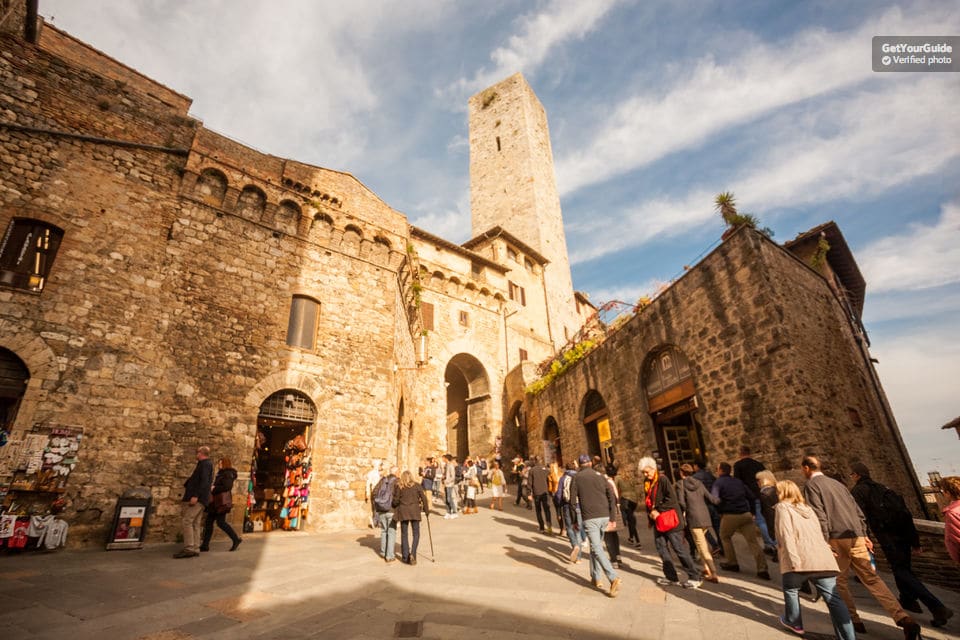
[425,512,435,562]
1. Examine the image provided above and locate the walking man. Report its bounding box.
[570,454,621,597]
[364,459,382,529]
[734,445,777,554]
[442,454,459,519]
[712,461,770,579]
[527,456,553,534]
[372,465,400,562]
[802,455,922,639]
[849,462,952,628]
[174,445,213,558]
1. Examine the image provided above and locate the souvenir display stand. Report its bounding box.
[0,425,81,551]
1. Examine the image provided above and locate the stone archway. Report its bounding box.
[642,345,704,481]
[581,389,611,466]
[542,416,561,466]
[444,353,490,461]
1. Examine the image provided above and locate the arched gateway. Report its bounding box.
[444,354,490,460]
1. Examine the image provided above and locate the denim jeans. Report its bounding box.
[782,572,855,640]
[533,492,551,530]
[400,519,420,561]
[755,501,776,548]
[654,527,701,583]
[377,512,396,559]
[562,504,585,549]
[583,517,618,584]
[445,486,458,514]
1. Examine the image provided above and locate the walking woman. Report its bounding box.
[200,457,242,552]
[678,463,720,582]
[640,457,701,588]
[396,470,430,564]
[463,459,479,514]
[488,461,507,510]
[616,465,641,548]
[774,479,855,639]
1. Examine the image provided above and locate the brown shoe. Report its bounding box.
[609,578,622,598]
[896,616,920,640]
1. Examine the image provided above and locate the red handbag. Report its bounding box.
[654,508,680,533]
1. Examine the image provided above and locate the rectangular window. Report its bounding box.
[459,310,469,326]
[508,281,526,306]
[0,218,64,293]
[507,246,519,262]
[421,302,434,331]
[519,348,528,362]
[286,296,319,349]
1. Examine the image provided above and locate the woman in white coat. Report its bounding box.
[774,480,855,640]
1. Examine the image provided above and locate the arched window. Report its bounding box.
[645,346,693,398]
[195,168,227,205]
[286,295,319,350]
[0,218,64,292]
[236,185,267,220]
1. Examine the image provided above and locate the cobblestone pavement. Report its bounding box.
[1,498,957,639]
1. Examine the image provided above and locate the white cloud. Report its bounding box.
[568,77,960,264]
[41,0,451,167]
[587,278,661,305]
[554,4,960,196]
[871,324,960,478]
[445,0,623,98]
[858,201,960,294]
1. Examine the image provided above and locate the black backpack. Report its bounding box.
[374,476,397,512]
[862,481,911,533]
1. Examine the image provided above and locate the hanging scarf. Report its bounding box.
[643,471,659,512]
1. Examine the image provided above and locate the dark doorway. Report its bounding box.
[582,390,613,467]
[0,348,28,430]
[543,416,561,466]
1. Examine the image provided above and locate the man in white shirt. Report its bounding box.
[364,460,383,529]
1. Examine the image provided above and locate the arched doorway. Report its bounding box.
[444,354,490,461]
[248,389,316,533]
[644,346,704,481]
[543,416,561,466]
[503,400,526,461]
[0,348,29,430]
[582,390,613,467]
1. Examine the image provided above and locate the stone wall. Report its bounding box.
[525,226,923,514]
[0,31,424,543]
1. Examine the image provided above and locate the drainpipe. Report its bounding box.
[25,0,38,43]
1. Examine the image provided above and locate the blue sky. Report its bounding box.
[40,1,960,480]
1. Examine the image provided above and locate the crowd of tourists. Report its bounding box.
[364,446,959,640]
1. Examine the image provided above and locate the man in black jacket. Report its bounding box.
[527,457,552,534]
[802,455,921,639]
[850,462,952,628]
[570,454,621,597]
[174,445,213,558]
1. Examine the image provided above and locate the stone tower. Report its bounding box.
[468,73,580,348]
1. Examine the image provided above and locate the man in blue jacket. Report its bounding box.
[174,445,213,558]
[711,461,769,579]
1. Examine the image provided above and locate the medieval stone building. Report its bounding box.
[0,7,924,546]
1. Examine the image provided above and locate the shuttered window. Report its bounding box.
[286,296,319,349]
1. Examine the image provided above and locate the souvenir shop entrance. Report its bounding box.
[245,390,315,534]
